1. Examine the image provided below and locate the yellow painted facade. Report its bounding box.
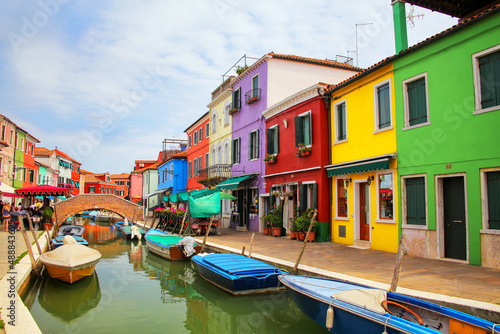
[329,63,399,253]
[208,93,233,165]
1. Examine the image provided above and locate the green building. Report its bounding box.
[13,128,26,189]
[393,3,500,268]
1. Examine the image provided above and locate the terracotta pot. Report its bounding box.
[305,150,311,156]
[272,227,281,237]
[290,230,296,240]
[307,231,316,242]
[43,223,53,230]
[263,227,270,235]
[297,232,306,241]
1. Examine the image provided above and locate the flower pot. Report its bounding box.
[297,232,306,241]
[307,231,316,242]
[43,223,53,230]
[305,150,311,156]
[264,227,270,235]
[272,227,281,237]
[290,230,296,240]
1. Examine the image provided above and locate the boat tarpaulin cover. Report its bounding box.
[188,191,221,218]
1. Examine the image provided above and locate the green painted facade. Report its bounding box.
[394,11,500,265]
[37,164,47,185]
[13,129,25,189]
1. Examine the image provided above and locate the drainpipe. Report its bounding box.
[392,0,408,54]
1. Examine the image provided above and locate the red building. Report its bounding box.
[110,173,130,198]
[184,112,210,191]
[22,133,40,188]
[83,172,117,195]
[263,83,331,241]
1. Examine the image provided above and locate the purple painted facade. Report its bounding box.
[231,61,268,232]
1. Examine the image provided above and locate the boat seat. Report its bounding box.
[332,289,387,314]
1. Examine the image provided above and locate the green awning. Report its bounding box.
[216,175,253,190]
[168,191,189,203]
[326,158,390,177]
[190,188,218,199]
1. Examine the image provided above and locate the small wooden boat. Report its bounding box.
[279,275,499,334]
[40,236,102,284]
[119,224,145,240]
[192,253,287,295]
[145,228,201,261]
[52,225,88,248]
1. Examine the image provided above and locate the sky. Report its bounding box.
[0,0,458,174]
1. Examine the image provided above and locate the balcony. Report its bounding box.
[245,88,261,105]
[197,164,233,187]
[229,100,241,115]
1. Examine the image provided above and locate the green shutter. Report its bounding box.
[312,183,318,210]
[267,128,274,154]
[378,83,391,128]
[479,51,500,109]
[255,129,259,158]
[295,116,304,146]
[232,139,235,164]
[248,132,253,160]
[406,177,426,225]
[299,184,307,213]
[337,103,346,141]
[407,78,427,126]
[487,171,500,230]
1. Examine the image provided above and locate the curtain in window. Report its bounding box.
[487,171,500,230]
[377,83,391,128]
[405,177,426,225]
[479,51,500,109]
[407,78,427,126]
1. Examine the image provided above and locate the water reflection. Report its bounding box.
[38,272,101,322]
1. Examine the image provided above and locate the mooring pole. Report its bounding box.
[248,233,255,258]
[389,234,406,292]
[200,215,214,253]
[292,209,317,275]
[26,214,42,255]
[19,218,41,278]
[178,210,188,237]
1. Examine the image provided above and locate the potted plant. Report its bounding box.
[297,143,311,157]
[260,214,272,235]
[301,208,318,242]
[42,207,54,229]
[270,215,282,237]
[264,154,277,164]
[295,215,307,241]
[290,218,298,240]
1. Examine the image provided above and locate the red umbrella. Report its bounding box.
[14,185,72,196]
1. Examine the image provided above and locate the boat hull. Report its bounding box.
[43,262,98,284]
[146,239,201,261]
[192,254,286,295]
[52,236,88,248]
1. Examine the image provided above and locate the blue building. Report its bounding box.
[158,151,188,200]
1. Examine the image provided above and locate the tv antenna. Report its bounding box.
[407,5,425,28]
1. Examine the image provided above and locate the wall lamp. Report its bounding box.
[367,176,374,185]
[344,178,352,187]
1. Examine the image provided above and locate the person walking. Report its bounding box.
[3,202,11,232]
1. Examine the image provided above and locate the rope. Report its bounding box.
[493,324,499,333]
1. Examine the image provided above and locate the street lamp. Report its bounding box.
[355,22,373,67]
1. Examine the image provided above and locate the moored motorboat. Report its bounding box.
[51,225,88,248]
[145,228,201,261]
[119,224,145,240]
[40,236,102,284]
[279,275,499,334]
[192,253,287,295]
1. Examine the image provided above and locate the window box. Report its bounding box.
[229,107,240,114]
[264,154,277,164]
[295,143,311,157]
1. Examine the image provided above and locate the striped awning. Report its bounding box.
[326,157,390,177]
[215,174,256,190]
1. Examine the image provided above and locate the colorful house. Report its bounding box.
[0,114,16,193]
[158,151,187,200]
[83,172,117,195]
[185,112,210,192]
[12,127,26,189]
[228,53,362,232]
[392,2,500,267]
[142,162,161,215]
[22,132,40,188]
[324,60,398,253]
[35,148,60,187]
[110,173,130,198]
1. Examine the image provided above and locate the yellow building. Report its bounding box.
[324,61,398,253]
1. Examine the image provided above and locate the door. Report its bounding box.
[359,182,370,241]
[443,177,467,260]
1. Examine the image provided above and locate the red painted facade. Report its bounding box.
[110,173,130,198]
[264,92,330,227]
[22,135,39,188]
[185,112,209,192]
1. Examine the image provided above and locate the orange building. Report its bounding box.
[110,173,130,199]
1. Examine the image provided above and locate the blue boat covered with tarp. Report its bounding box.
[52,225,88,248]
[279,275,499,334]
[192,253,287,295]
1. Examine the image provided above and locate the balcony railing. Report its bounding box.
[229,100,241,114]
[245,88,261,105]
[197,164,232,187]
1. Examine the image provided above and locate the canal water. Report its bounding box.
[21,220,326,333]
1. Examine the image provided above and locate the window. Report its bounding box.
[205,153,209,169]
[194,131,198,145]
[473,45,500,113]
[31,144,34,156]
[188,161,192,178]
[10,130,13,145]
[337,179,347,217]
[188,135,192,148]
[89,186,95,193]
[403,176,426,225]
[486,170,500,230]
[193,158,197,177]
[1,124,4,141]
[15,133,18,148]
[252,75,259,95]
[378,173,394,219]
[334,101,346,142]
[295,112,312,146]
[100,186,104,193]
[170,164,173,181]
[266,126,279,155]
[403,74,429,128]
[224,142,229,164]
[29,169,34,183]
[232,87,241,112]
[211,146,216,165]
[212,111,217,133]
[232,137,241,164]
[205,123,209,137]
[248,129,259,160]
[224,101,230,125]
[199,128,203,142]
[198,156,202,171]
[374,80,392,130]
[20,138,24,152]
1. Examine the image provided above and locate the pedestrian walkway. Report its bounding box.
[196,228,500,308]
[0,230,47,279]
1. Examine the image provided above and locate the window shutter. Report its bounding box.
[275,126,279,153]
[487,171,500,229]
[248,133,253,160]
[255,129,259,158]
[231,140,235,164]
[406,177,426,225]
[378,84,391,129]
[479,51,500,109]
[237,138,241,163]
[270,191,276,208]
[299,184,307,213]
[312,183,318,210]
[267,129,273,154]
[295,116,303,146]
[407,78,427,126]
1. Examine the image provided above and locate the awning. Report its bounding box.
[190,188,218,199]
[167,191,189,203]
[14,185,72,196]
[326,157,390,177]
[0,192,24,198]
[145,187,171,198]
[215,174,255,190]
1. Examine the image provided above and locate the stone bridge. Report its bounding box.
[53,194,144,224]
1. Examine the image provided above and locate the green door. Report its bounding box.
[443,177,466,260]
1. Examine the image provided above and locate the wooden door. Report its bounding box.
[359,182,370,241]
[443,177,466,260]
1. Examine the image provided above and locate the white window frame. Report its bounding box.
[375,170,396,224]
[373,79,393,133]
[205,123,209,137]
[297,110,312,147]
[473,44,500,115]
[268,124,279,155]
[335,177,349,221]
[402,72,430,130]
[401,173,428,229]
[249,129,259,161]
[333,99,347,144]
[212,111,217,133]
[480,167,500,234]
